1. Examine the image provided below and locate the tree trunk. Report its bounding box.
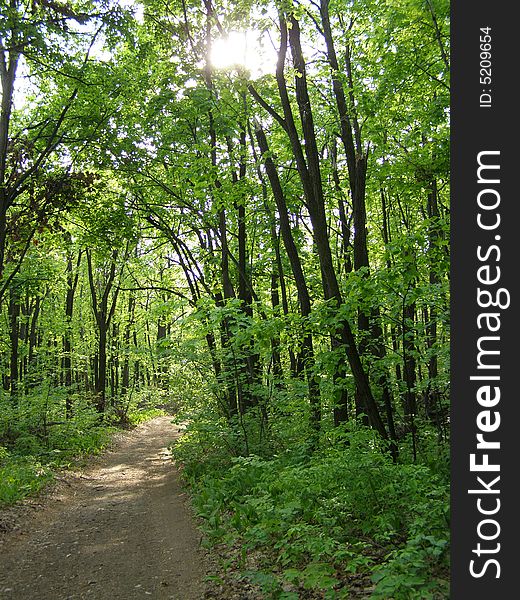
[425,179,443,424]
[270,269,283,386]
[96,324,108,413]
[254,122,321,431]
[86,248,121,414]
[121,293,135,396]
[273,13,386,439]
[157,319,168,388]
[8,285,20,398]
[402,295,418,420]
[63,249,81,416]
[28,295,42,368]
[321,2,396,449]
[0,43,19,283]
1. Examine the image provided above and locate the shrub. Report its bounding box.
[171,422,450,599]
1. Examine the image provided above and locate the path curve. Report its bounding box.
[0,416,206,600]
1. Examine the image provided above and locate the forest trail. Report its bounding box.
[0,416,207,600]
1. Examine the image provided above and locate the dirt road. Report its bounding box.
[0,416,206,600]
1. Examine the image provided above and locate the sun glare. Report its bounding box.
[210,30,276,77]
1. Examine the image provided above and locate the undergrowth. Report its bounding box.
[0,387,167,507]
[171,415,450,599]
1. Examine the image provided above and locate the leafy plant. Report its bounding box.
[171,421,450,598]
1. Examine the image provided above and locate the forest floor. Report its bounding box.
[0,416,209,600]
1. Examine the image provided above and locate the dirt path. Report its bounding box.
[0,416,207,600]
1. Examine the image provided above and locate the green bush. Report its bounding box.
[171,422,450,599]
[0,384,170,508]
[0,392,116,506]
[0,453,52,506]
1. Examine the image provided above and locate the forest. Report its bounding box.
[0,0,450,597]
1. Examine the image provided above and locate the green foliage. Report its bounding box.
[171,421,450,598]
[127,406,167,425]
[0,388,115,506]
[0,393,169,509]
[2,0,450,595]
[371,533,449,599]
[0,452,52,507]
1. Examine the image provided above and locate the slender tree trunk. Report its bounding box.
[110,322,119,404]
[402,291,418,420]
[257,153,299,376]
[157,319,167,388]
[121,293,135,396]
[202,15,239,418]
[133,328,140,388]
[272,13,386,438]
[19,294,29,381]
[28,295,41,367]
[86,248,122,414]
[8,286,20,398]
[320,3,396,451]
[63,249,81,416]
[0,43,19,282]
[425,179,443,423]
[97,324,108,413]
[254,123,321,430]
[270,269,283,385]
[234,128,261,413]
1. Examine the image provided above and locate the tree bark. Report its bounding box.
[8,285,20,398]
[86,248,121,414]
[254,122,321,430]
[63,249,81,416]
[271,12,387,439]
